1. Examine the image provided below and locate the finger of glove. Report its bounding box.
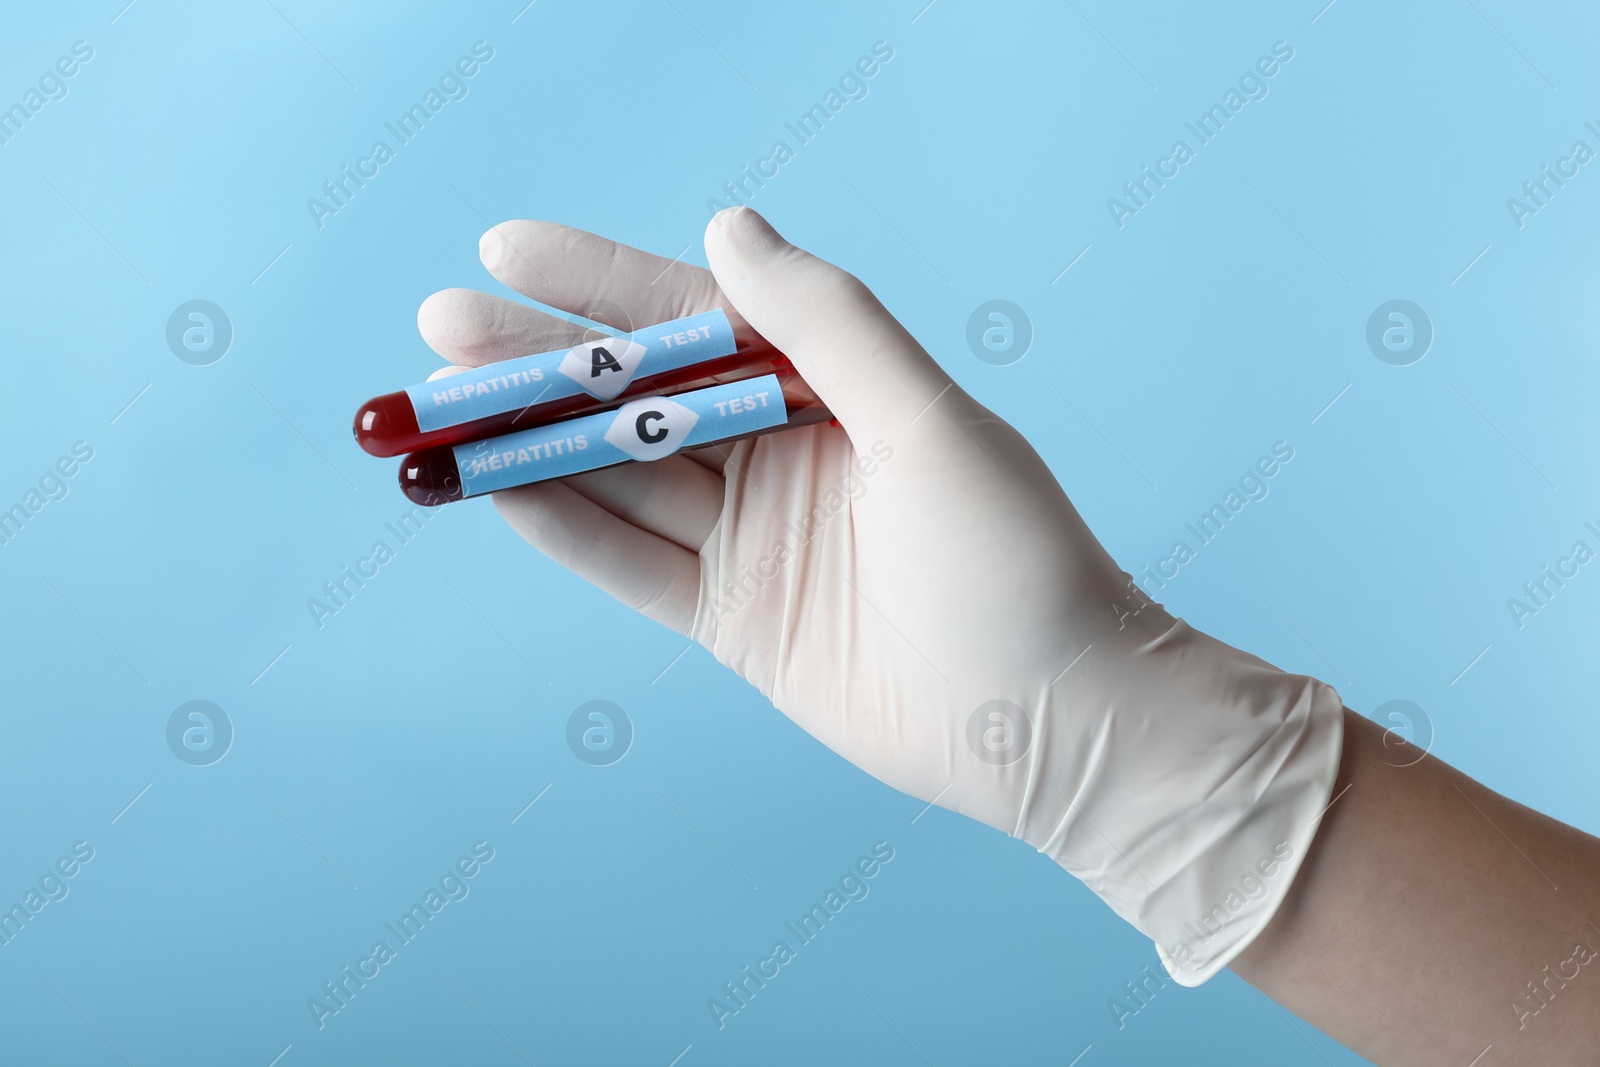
[560,454,724,554]
[492,480,699,634]
[417,288,592,367]
[703,207,956,444]
[681,444,729,475]
[478,220,754,340]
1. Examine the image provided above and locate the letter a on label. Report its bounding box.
[558,338,649,400]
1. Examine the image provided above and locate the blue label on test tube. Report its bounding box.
[404,308,738,432]
[454,374,788,497]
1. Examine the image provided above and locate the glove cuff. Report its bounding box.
[1149,676,1344,985]
[1030,620,1346,986]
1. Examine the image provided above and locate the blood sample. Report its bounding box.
[355,308,793,457]
[399,371,832,505]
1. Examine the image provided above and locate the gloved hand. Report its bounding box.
[415,206,1345,984]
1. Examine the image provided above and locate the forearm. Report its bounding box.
[1233,708,1600,1065]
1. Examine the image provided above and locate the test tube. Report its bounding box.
[399,371,832,505]
[355,308,790,457]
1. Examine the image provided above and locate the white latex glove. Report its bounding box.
[415,206,1345,984]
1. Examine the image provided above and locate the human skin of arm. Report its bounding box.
[1234,708,1600,1066]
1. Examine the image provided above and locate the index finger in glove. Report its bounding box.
[478,220,756,343]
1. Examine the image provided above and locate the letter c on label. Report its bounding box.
[636,410,668,444]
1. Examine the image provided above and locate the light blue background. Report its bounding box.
[2,1,1596,1064]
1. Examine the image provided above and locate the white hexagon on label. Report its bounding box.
[558,337,649,400]
[604,396,699,461]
